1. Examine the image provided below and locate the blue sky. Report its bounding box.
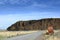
[0,0,60,29]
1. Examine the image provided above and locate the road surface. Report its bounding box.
[5,31,44,40]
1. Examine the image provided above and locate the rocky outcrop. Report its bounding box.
[7,18,60,31]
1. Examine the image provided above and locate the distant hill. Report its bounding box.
[7,18,60,31]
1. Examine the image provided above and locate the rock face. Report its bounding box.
[7,18,60,31]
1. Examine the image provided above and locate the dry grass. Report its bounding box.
[0,31,38,38]
[43,30,60,40]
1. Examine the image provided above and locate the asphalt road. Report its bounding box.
[5,31,44,40]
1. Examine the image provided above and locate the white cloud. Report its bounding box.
[32,2,48,8]
[25,1,49,8]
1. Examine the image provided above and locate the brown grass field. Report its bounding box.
[0,30,60,40]
[0,31,38,40]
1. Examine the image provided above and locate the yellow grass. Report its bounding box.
[44,30,60,40]
[0,31,38,38]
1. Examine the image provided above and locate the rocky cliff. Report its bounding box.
[7,18,60,31]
